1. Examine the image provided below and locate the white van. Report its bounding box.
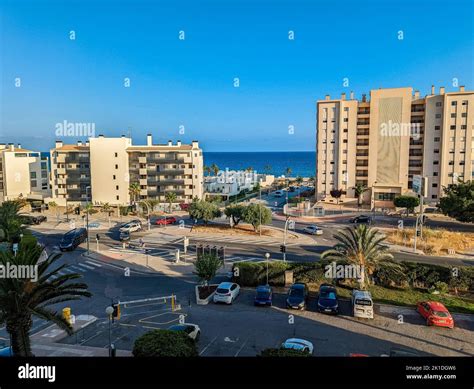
[351,290,374,319]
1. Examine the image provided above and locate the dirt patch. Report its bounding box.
[198,284,217,299]
[385,227,474,255]
[191,224,296,239]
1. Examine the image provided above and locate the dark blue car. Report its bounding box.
[254,285,272,306]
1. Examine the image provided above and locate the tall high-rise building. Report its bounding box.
[50,134,204,206]
[316,86,473,208]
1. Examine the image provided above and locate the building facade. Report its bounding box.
[0,143,50,202]
[50,135,203,206]
[316,86,474,207]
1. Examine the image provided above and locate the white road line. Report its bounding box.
[85,260,102,267]
[62,268,75,273]
[70,265,86,273]
[77,263,95,270]
[234,337,249,357]
[199,336,218,356]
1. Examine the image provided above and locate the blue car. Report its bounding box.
[254,285,272,306]
[0,347,13,357]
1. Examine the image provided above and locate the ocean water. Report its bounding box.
[203,152,316,178]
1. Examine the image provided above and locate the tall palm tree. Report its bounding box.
[165,192,177,213]
[128,182,141,207]
[321,225,402,289]
[0,246,91,356]
[285,167,292,177]
[100,202,113,227]
[82,203,95,215]
[0,200,25,242]
[352,183,369,210]
[210,163,219,176]
[203,165,211,177]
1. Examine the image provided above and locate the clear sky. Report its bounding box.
[0,0,473,151]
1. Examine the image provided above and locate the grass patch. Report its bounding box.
[332,284,474,314]
[385,227,474,255]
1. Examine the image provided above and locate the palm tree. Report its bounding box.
[100,202,113,227]
[165,192,177,213]
[285,167,292,178]
[321,225,401,289]
[352,183,369,210]
[296,176,303,185]
[82,203,95,215]
[0,200,25,242]
[128,182,141,207]
[210,163,219,176]
[245,166,253,172]
[0,245,91,356]
[203,165,211,177]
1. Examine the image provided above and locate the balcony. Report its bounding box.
[140,189,148,196]
[356,141,369,146]
[56,168,66,175]
[158,179,185,185]
[156,169,185,175]
[139,157,147,164]
[139,179,148,185]
[139,168,147,175]
[357,130,370,136]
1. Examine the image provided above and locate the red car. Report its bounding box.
[155,216,177,225]
[179,203,189,211]
[417,301,454,328]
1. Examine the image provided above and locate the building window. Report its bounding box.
[435,125,440,130]
[433,172,438,176]
[113,175,116,180]
[433,161,439,165]
[451,113,456,118]
[451,101,457,106]
[116,185,119,190]
[435,102,442,107]
[116,195,119,200]
[30,172,36,179]
[450,125,456,130]
[115,164,118,169]
[462,100,468,105]
[432,195,438,199]
[432,183,438,188]
[31,180,37,188]
[115,152,118,157]
[434,149,439,153]
[435,114,441,118]
[434,137,440,142]
[344,107,349,111]
[461,113,467,117]
[343,118,348,122]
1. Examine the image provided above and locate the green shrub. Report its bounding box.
[132,329,198,357]
[19,232,38,251]
[259,348,311,357]
[233,261,289,286]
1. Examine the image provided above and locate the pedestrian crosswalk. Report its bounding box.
[188,236,301,247]
[48,259,104,279]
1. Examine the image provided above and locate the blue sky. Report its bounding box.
[0,0,473,151]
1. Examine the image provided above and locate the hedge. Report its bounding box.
[233,260,474,292]
[132,329,198,357]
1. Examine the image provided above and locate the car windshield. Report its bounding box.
[433,310,449,317]
[320,290,336,300]
[355,298,372,306]
[290,288,303,297]
[256,290,270,298]
[216,288,229,294]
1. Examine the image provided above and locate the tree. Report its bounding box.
[260,348,311,357]
[210,163,219,176]
[321,225,402,289]
[82,203,96,215]
[285,167,292,178]
[188,199,222,224]
[224,204,245,227]
[203,165,211,176]
[48,201,59,222]
[0,246,91,356]
[352,183,369,210]
[242,203,272,232]
[438,181,474,223]
[0,201,25,242]
[394,195,420,217]
[296,176,303,185]
[128,182,141,206]
[133,329,198,357]
[100,202,113,227]
[330,189,343,205]
[193,253,223,288]
[165,192,177,213]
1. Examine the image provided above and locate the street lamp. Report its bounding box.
[105,306,114,357]
[86,186,91,254]
[265,252,270,285]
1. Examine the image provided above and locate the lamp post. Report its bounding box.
[265,252,270,285]
[283,216,290,262]
[105,306,114,357]
[86,186,91,254]
[259,179,262,237]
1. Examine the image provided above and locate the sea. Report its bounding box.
[42,151,316,178]
[203,152,315,178]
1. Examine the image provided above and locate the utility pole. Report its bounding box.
[282,216,290,262]
[86,186,91,254]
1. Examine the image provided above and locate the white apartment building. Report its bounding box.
[0,143,50,202]
[50,134,204,206]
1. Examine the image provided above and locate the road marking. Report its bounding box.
[70,265,86,273]
[234,337,249,357]
[62,268,75,274]
[199,336,218,356]
[85,260,102,267]
[77,263,95,270]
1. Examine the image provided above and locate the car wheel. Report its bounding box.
[426,319,432,326]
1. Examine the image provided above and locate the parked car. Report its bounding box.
[213,282,240,304]
[0,346,13,357]
[273,190,285,197]
[349,215,371,224]
[119,230,131,241]
[119,221,142,233]
[286,283,308,310]
[22,215,47,225]
[417,301,454,328]
[254,285,272,306]
[155,216,177,225]
[281,338,314,355]
[317,284,338,314]
[59,228,87,251]
[351,289,374,319]
[168,323,201,341]
[303,225,323,235]
[288,186,296,192]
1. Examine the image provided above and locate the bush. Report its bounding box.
[429,281,449,294]
[132,329,198,357]
[19,232,38,251]
[259,348,311,357]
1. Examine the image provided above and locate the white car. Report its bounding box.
[213,282,240,304]
[281,338,314,355]
[168,323,201,341]
[303,225,323,235]
[119,221,142,233]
